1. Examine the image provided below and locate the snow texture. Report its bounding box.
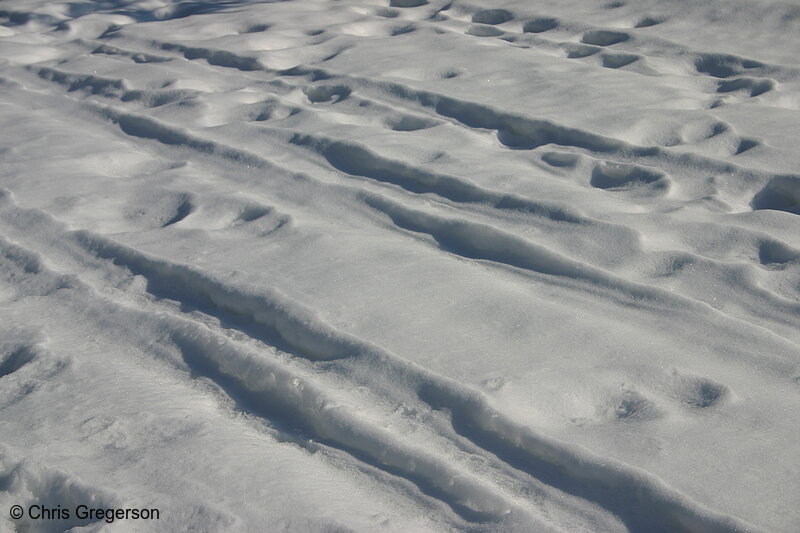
[0,0,799,531]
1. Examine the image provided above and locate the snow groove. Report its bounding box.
[290,132,585,223]
[65,230,763,533]
[0,221,547,527]
[72,230,364,362]
[3,1,799,529]
[0,193,762,531]
[360,192,705,312]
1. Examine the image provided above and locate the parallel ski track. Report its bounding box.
[0,188,766,533]
[7,62,799,351]
[2,3,798,531]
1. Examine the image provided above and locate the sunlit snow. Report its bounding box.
[1,0,799,532]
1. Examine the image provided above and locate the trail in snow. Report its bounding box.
[1,1,799,532]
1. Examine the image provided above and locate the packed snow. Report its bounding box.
[0,0,799,531]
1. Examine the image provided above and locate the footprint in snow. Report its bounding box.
[384,114,440,131]
[663,370,729,410]
[608,390,661,421]
[601,52,639,69]
[523,18,559,33]
[304,85,351,103]
[541,151,580,168]
[471,9,514,25]
[716,77,776,97]
[564,44,601,59]
[734,138,759,155]
[634,16,664,28]
[694,53,765,78]
[240,23,270,34]
[122,190,194,229]
[389,0,427,7]
[757,239,800,268]
[751,176,800,215]
[375,7,399,18]
[466,25,504,37]
[581,30,630,46]
[0,346,36,379]
[590,161,670,194]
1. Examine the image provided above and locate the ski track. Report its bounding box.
[0,191,766,533]
[1,0,799,532]
[11,73,797,344]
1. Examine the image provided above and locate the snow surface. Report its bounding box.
[0,0,799,531]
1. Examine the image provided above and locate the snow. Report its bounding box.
[0,0,798,531]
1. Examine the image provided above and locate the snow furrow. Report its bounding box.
[0,192,767,532]
[3,1,799,530]
[11,73,797,347]
[288,132,586,222]
[0,212,553,527]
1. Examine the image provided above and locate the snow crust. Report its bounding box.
[0,0,798,531]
